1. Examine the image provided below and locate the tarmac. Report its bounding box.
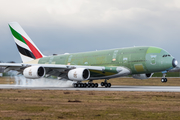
[0,85,180,92]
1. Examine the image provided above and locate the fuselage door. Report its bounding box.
[150,55,157,65]
[123,54,131,67]
[111,50,118,63]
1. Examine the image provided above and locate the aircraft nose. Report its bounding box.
[172,58,178,67]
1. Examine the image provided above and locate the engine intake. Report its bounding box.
[68,68,90,81]
[23,66,45,79]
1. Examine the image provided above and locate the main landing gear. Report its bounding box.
[161,73,168,83]
[73,79,112,88]
[73,81,98,88]
[101,79,111,88]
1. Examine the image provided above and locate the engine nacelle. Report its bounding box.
[132,73,153,80]
[23,66,45,79]
[68,68,90,81]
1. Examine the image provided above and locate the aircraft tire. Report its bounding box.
[75,83,99,88]
[108,83,111,87]
[165,78,168,82]
[161,78,165,83]
[77,83,81,88]
[74,83,77,88]
[161,78,168,83]
[101,82,104,86]
[88,83,91,88]
[95,83,98,88]
[84,83,87,88]
[105,83,108,88]
[79,83,82,88]
[91,83,95,88]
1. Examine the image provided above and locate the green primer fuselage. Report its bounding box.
[38,46,174,78]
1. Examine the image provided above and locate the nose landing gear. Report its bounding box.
[161,73,167,83]
[161,78,167,83]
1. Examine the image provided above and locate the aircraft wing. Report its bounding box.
[0,63,130,80]
[0,63,24,72]
[0,63,106,74]
[0,63,22,67]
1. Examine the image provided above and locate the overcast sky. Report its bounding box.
[0,0,180,62]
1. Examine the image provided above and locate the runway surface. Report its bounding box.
[0,85,180,92]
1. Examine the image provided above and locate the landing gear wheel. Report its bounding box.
[164,78,167,82]
[161,78,165,83]
[84,83,87,88]
[78,83,81,88]
[74,82,100,88]
[101,82,104,86]
[161,78,168,83]
[88,83,91,88]
[105,83,108,88]
[80,83,83,88]
[74,83,77,88]
[94,83,98,88]
[91,83,95,88]
[101,79,111,88]
[161,73,168,83]
[108,83,111,87]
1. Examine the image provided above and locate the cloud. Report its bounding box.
[0,0,180,62]
[0,0,178,28]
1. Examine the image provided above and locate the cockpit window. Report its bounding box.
[163,54,171,57]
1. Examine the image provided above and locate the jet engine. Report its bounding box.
[68,68,90,81]
[132,73,153,80]
[23,66,45,79]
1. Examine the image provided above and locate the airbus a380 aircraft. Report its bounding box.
[0,22,178,88]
